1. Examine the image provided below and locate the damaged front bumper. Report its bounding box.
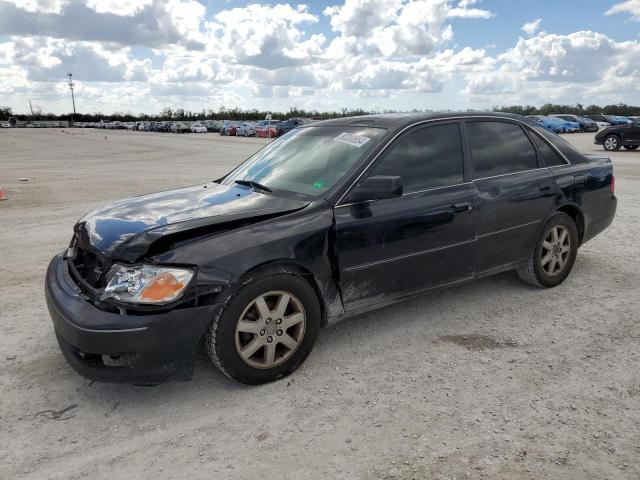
[45,254,221,384]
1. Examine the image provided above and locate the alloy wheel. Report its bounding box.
[234,291,306,369]
[540,225,571,276]
[604,136,618,151]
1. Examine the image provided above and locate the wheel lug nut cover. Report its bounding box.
[267,336,273,343]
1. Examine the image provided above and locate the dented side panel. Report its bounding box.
[151,203,346,320]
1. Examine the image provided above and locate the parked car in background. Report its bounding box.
[206,120,222,132]
[527,115,578,133]
[276,117,313,136]
[550,114,598,132]
[595,119,640,151]
[256,120,280,138]
[586,115,629,126]
[155,122,172,133]
[171,122,190,134]
[236,122,256,137]
[219,121,231,135]
[527,115,564,133]
[46,112,616,385]
[555,118,580,133]
[585,115,611,126]
[190,122,208,133]
[221,123,238,136]
[607,115,633,125]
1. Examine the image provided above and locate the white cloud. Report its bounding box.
[605,0,640,21]
[86,0,153,16]
[323,0,487,57]
[499,31,620,82]
[0,0,206,49]
[2,0,65,13]
[210,3,320,69]
[521,18,542,36]
[463,30,640,106]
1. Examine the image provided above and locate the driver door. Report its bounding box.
[333,122,477,311]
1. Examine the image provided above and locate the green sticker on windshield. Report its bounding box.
[313,181,325,189]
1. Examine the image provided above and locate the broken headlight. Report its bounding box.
[103,265,194,305]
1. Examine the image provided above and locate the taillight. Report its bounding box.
[610,175,615,194]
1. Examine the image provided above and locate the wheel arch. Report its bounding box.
[556,204,585,245]
[232,260,330,326]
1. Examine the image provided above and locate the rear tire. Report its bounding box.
[205,273,320,385]
[623,145,638,151]
[603,135,621,151]
[517,213,579,288]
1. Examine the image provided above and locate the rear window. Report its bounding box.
[467,121,538,178]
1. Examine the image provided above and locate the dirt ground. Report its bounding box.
[1,128,638,480]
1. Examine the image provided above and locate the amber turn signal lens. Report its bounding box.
[140,272,184,301]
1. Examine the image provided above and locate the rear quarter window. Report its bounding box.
[529,131,567,167]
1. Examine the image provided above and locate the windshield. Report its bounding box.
[222,126,386,197]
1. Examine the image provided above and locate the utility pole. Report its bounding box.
[28,98,34,118]
[67,73,76,121]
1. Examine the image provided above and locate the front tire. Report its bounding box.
[205,273,320,385]
[623,145,638,151]
[517,213,579,288]
[604,135,621,151]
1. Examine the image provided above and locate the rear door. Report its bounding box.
[334,121,476,311]
[465,120,557,275]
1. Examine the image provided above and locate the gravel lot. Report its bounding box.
[1,128,638,479]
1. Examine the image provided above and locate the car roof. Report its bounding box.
[307,111,538,132]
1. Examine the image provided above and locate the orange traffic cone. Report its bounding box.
[0,185,7,201]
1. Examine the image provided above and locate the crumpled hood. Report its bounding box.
[73,182,309,261]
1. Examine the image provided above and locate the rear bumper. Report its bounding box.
[45,254,221,384]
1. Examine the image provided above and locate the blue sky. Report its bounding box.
[203,0,640,46]
[0,0,638,114]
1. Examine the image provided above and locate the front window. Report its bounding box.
[368,123,464,192]
[222,126,387,197]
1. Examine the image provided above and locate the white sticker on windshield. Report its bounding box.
[333,132,371,148]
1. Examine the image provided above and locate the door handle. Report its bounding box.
[451,202,472,213]
[539,183,553,192]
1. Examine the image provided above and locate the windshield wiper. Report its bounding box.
[234,179,273,192]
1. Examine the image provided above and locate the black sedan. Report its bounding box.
[594,119,640,151]
[46,113,616,385]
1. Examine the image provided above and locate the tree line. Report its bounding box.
[492,103,640,117]
[2,103,639,122]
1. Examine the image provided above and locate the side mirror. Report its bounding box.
[348,176,403,203]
